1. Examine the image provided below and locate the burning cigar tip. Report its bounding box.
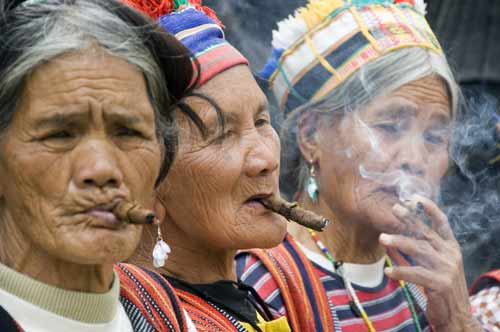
[112,200,156,225]
[145,214,155,225]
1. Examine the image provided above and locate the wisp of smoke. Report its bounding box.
[441,91,500,282]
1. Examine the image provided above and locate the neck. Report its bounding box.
[293,195,386,264]
[0,217,114,293]
[149,219,236,284]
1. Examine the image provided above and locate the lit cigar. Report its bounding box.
[260,196,330,232]
[402,200,432,228]
[112,201,155,225]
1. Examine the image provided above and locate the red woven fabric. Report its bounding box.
[122,0,222,26]
[394,0,416,5]
[121,0,174,19]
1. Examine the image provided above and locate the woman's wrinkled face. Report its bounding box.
[161,65,286,250]
[0,49,162,264]
[310,75,451,233]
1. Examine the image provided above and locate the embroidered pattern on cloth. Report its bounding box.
[236,235,432,332]
[174,288,250,332]
[259,0,442,115]
[117,264,187,332]
[471,286,500,332]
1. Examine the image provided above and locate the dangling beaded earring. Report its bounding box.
[152,224,171,268]
[307,161,319,204]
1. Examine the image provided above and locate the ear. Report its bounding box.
[297,112,321,164]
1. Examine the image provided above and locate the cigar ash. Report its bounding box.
[402,200,433,234]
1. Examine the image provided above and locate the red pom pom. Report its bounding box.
[122,0,224,27]
[121,0,174,20]
[394,0,416,5]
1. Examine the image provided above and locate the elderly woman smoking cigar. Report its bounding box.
[0,0,197,331]
[122,1,295,330]
[237,1,483,331]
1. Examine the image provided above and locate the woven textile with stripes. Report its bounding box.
[117,263,188,332]
[236,234,432,332]
[259,0,442,116]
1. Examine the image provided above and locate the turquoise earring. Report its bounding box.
[307,162,319,203]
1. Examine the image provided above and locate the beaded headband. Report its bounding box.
[122,0,248,86]
[260,0,443,115]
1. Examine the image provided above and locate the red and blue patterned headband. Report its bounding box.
[122,0,249,86]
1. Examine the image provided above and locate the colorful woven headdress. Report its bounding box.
[260,0,443,115]
[122,0,249,86]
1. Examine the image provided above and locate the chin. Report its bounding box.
[65,228,141,264]
[236,214,288,250]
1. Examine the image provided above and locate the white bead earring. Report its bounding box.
[152,223,171,268]
[307,161,319,203]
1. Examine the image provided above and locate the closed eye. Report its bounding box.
[115,126,144,138]
[424,131,446,145]
[375,123,401,135]
[255,118,269,127]
[40,130,73,140]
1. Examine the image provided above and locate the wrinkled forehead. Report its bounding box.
[23,50,149,104]
[187,66,269,125]
[31,49,144,88]
[358,76,451,121]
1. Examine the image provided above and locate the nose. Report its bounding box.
[73,139,123,190]
[243,132,280,178]
[397,138,426,177]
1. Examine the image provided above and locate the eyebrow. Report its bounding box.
[33,111,88,130]
[217,101,269,125]
[255,102,270,117]
[33,109,145,130]
[430,113,451,127]
[374,103,417,119]
[105,110,144,126]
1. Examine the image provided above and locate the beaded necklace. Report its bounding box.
[308,230,422,332]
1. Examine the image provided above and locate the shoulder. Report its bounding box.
[236,248,288,318]
[470,270,500,331]
[471,285,500,331]
[238,235,338,332]
[471,270,500,295]
[235,235,316,316]
[116,263,186,332]
[0,306,22,332]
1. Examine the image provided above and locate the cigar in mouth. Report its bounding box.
[112,201,155,225]
[260,196,330,232]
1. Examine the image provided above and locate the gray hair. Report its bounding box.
[280,47,461,198]
[0,0,198,183]
[0,0,168,138]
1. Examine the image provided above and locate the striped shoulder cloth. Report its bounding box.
[236,234,429,332]
[238,234,333,332]
[117,263,188,332]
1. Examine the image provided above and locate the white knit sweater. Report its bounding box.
[0,263,133,332]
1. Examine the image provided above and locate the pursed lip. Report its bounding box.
[82,198,124,229]
[242,193,276,213]
[244,193,273,205]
